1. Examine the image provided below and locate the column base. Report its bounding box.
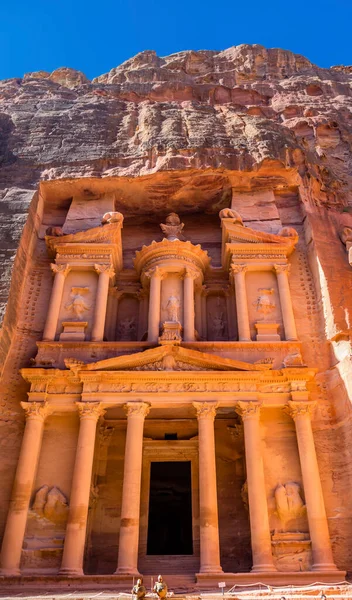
[312,563,338,571]
[114,568,141,576]
[0,568,21,577]
[251,564,277,573]
[198,566,224,574]
[59,568,84,577]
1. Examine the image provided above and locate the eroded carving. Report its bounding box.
[160,212,184,241]
[118,316,136,340]
[275,482,306,525]
[219,208,244,226]
[101,211,124,225]
[254,288,276,319]
[65,287,90,320]
[31,485,68,523]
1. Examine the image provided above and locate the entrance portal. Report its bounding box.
[147,461,193,555]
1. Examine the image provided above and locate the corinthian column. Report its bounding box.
[235,402,276,572]
[274,264,297,341]
[193,402,223,574]
[0,402,49,576]
[115,402,150,575]
[183,269,196,342]
[60,402,105,576]
[231,264,251,341]
[146,267,163,343]
[286,401,337,571]
[43,264,70,341]
[91,264,115,342]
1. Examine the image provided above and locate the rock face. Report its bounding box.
[1,44,352,578]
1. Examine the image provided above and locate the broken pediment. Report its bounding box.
[220,221,298,269]
[64,345,272,373]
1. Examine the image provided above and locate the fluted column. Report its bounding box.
[274,264,297,341]
[116,402,150,575]
[91,264,115,342]
[193,402,223,574]
[0,402,49,576]
[60,402,105,576]
[146,267,163,342]
[286,401,337,571]
[43,264,70,341]
[183,269,196,342]
[231,264,251,341]
[235,402,276,572]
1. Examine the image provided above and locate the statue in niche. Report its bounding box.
[212,312,226,338]
[32,485,68,523]
[118,316,136,340]
[275,482,306,525]
[254,288,276,319]
[166,295,180,322]
[219,208,244,226]
[65,287,90,320]
[160,212,184,241]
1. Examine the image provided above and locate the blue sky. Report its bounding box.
[1,0,351,81]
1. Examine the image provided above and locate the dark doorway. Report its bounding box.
[147,461,193,555]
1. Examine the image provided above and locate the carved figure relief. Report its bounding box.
[31,485,69,523]
[283,352,304,367]
[254,288,276,319]
[212,312,226,338]
[274,482,306,526]
[166,295,180,322]
[160,212,184,241]
[118,316,136,340]
[65,287,90,320]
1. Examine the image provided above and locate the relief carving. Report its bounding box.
[283,352,305,368]
[31,485,68,523]
[160,212,184,241]
[166,295,180,322]
[254,288,276,319]
[275,483,306,525]
[101,211,124,225]
[118,316,136,340]
[65,287,90,320]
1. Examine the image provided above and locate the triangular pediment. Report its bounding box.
[64,345,272,373]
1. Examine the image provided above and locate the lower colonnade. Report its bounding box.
[0,395,341,582]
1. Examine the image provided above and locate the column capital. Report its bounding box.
[193,401,218,420]
[274,263,290,275]
[76,402,106,421]
[184,267,198,280]
[144,265,166,280]
[51,263,70,277]
[124,401,150,418]
[94,264,115,278]
[20,401,50,421]
[285,401,316,420]
[231,263,248,275]
[235,401,262,421]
